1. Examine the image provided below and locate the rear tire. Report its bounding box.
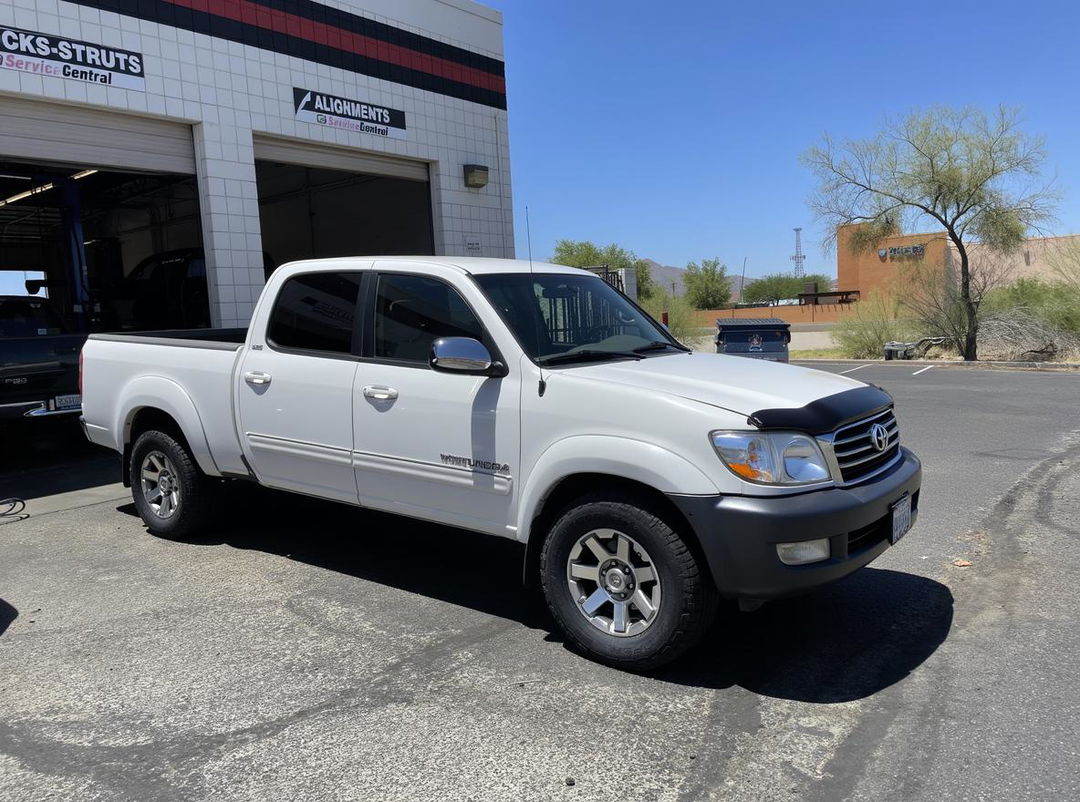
[130,429,211,540]
[540,491,717,670]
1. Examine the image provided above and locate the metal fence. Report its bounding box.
[584,264,624,292]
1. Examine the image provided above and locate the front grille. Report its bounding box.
[832,408,900,484]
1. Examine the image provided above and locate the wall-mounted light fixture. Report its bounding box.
[463,164,489,189]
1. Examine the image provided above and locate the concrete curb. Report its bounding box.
[792,358,1080,371]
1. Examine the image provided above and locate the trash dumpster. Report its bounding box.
[715,318,791,362]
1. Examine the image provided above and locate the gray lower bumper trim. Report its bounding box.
[668,448,922,600]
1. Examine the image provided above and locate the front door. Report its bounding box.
[352,269,520,535]
[237,270,363,503]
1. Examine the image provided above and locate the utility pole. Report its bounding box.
[739,257,748,302]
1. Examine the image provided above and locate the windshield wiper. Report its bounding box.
[633,340,692,353]
[538,349,645,366]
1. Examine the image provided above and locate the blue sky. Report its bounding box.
[4,1,1076,297]
[488,0,1080,278]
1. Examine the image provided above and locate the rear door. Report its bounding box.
[236,271,364,503]
[351,266,521,535]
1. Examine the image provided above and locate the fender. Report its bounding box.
[115,375,220,477]
[515,435,720,545]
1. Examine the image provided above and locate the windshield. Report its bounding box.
[0,297,67,337]
[474,273,680,363]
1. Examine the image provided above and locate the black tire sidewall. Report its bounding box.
[541,497,710,669]
[130,430,206,539]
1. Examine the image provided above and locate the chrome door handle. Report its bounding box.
[244,371,272,386]
[362,385,398,401]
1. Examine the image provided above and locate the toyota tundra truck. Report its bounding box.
[80,257,920,669]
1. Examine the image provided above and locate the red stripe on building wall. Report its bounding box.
[163,0,506,94]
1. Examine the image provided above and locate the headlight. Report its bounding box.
[710,431,832,486]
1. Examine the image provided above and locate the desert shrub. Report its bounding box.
[983,278,1080,334]
[832,292,921,359]
[640,291,697,344]
[978,307,1080,361]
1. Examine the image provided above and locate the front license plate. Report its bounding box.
[54,393,82,410]
[891,494,912,544]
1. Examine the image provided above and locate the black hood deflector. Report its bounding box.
[748,385,893,435]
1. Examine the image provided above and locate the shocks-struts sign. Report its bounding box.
[293,88,407,139]
[0,26,144,90]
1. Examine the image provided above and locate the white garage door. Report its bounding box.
[0,97,196,174]
[253,134,428,183]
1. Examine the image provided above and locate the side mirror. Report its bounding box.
[430,337,504,376]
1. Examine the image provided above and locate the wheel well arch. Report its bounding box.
[521,472,703,589]
[121,407,190,486]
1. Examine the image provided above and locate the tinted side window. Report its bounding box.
[268,272,362,354]
[374,274,484,364]
[0,298,66,337]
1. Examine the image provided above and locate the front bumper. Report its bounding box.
[668,447,921,601]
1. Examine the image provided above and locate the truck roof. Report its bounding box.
[277,256,592,277]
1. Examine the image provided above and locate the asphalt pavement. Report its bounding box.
[1,364,1078,801]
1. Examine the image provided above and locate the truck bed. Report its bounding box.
[89,327,248,348]
[81,328,250,478]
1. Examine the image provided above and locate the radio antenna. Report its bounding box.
[526,204,535,272]
[526,206,546,397]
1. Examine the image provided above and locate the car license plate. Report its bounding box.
[54,393,82,410]
[891,494,912,544]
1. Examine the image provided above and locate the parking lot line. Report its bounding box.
[840,364,871,374]
[912,365,935,376]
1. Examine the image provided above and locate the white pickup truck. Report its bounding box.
[81,257,921,669]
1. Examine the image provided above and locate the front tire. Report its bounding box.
[130,429,211,539]
[540,492,717,670]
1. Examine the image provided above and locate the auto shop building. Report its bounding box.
[0,0,512,329]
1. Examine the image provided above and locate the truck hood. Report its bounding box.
[564,352,870,418]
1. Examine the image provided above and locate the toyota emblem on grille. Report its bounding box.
[869,422,889,452]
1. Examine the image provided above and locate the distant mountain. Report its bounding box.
[642,259,746,300]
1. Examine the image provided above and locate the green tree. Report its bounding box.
[683,258,732,309]
[741,272,832,305]
[804,106,1056,360]
[640,290,696,343]
[550,239,655,299]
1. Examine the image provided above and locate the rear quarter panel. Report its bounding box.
[81,337,247,476]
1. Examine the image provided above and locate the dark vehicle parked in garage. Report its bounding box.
[101,249,212,331]
[101,249,277,331]
[0,296,85,421]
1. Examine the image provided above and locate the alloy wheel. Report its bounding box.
[140,450,181,519]
[566,528,662,637]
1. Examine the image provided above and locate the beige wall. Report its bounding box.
[837,224,1080,296]
[959,235,1080,284]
